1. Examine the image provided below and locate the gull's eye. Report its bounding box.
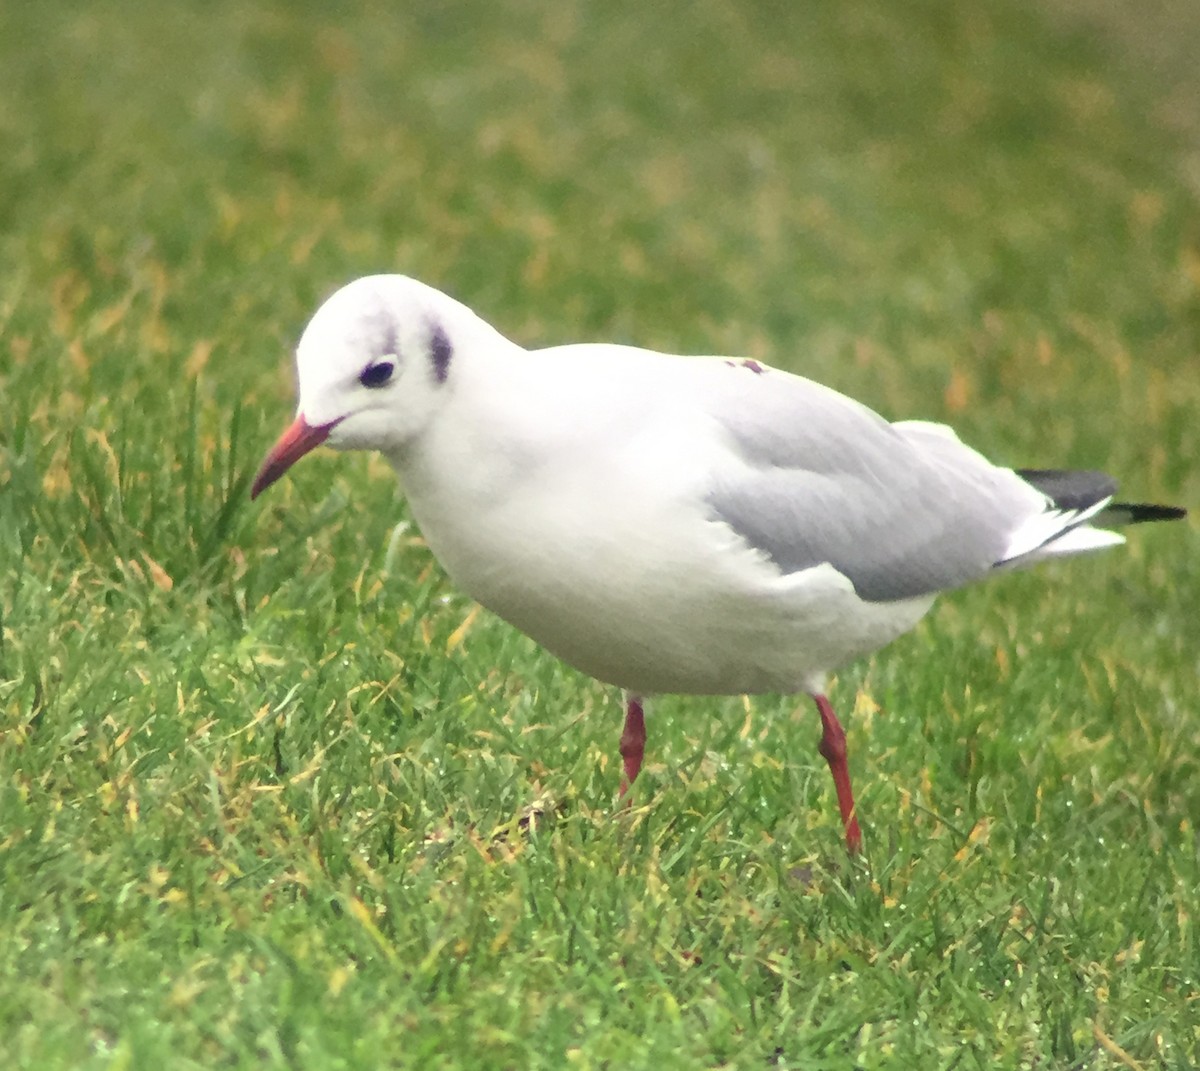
[359,361,394,389]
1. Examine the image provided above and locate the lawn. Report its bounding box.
[1,1,1197,1068]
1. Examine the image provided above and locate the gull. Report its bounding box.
[251,275,1185,853]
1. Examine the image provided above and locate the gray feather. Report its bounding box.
[703,372,1035,602]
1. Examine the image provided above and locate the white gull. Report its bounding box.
[252,275,1185,853]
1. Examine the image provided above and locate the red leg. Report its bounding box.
[814,694,863,854]
[619,695,646,796]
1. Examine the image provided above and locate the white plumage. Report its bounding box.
[252,275,1183,853]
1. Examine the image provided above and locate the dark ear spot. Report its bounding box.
[430,323,453,384]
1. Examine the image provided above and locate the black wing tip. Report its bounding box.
[1017,469,1187,525]
[1015,468,1118,511]
[1108,502,1188,524]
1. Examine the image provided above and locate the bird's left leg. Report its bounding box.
[813,693,863,854]
[619,694,646,796]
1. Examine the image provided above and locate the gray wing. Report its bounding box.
[702,368,1041,602]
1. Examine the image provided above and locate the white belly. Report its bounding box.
[402,465,934,696]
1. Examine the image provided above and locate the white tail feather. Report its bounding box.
[1000,495,1115,563]
[1019,525,1125,560]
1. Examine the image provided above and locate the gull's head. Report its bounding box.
[251,275,466,499]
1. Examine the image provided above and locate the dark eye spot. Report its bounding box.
[359,361,394,389]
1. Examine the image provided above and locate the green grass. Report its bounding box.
[1,0,1198,1067]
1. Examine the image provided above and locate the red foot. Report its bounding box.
[814,694,863,854]
[619,696,646,797]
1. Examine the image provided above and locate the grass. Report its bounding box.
[1,0,1198,1067]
